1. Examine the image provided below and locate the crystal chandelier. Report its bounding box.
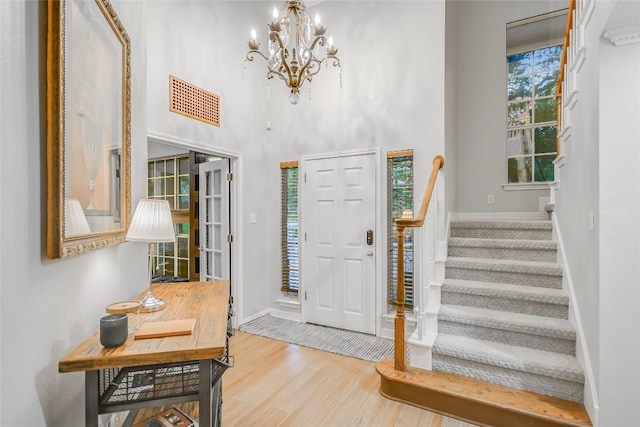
[246,0,341,105]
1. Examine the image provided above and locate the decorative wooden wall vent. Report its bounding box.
[169,75,220,127]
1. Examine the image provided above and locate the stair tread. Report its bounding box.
[434,333,584,382]
[448,237,557,250]
[376,359,592,426]
[439,304,575,339]
[443,278,569,304]
[447,256,563,275]
[450,220,553,230]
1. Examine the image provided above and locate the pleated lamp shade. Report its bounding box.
[126,199,175,243]
[65,198,91,236]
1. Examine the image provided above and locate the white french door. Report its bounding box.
[302,152,377,334]
[199,159,230,281]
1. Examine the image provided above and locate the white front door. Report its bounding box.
[303,153,377,334]
[199,159,230,281]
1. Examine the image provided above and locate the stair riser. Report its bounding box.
[448,246,557,263]
[441,291,569,318]
[446,267,562,289]
[450,228,552,240]
[438,321,576,355]
[432,355,584,403]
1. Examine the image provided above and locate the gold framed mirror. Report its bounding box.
[47,0,131,259]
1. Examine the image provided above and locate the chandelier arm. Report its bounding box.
[308,35,325,52]
[269,30,287,52]
[327,56,341,68]
[269,31,296,86]
[299,59,322,85]
[295,53,314,84]
[295,34,327,86]
[268,68,292,84]
[246,50,270,62]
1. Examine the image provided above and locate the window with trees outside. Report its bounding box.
[147,155,190,279]
[507,45,562,183]
[281,162,299,295]
[387,150,414,310]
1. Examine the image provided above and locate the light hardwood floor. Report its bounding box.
[221,331,477,427]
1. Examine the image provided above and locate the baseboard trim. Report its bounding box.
[552,215,599,423]
[268,308,302,322]
[239,308,304,327]
[239,309,272,326]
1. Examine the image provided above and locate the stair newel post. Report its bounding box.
[395,223,407,371]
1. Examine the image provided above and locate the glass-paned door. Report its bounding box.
[199,159,230,281]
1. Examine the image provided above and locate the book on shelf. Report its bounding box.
[132,406,195,427]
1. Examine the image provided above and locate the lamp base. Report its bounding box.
[140,292,166,312]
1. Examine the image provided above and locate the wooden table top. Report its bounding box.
[59,281,229,373]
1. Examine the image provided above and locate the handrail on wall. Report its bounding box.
[556,0,576,156]
[392,155,444,371]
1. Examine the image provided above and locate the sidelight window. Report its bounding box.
[387,150,414,310]
[281,162,299,294]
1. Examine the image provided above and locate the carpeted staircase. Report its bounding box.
[433,219,585,402]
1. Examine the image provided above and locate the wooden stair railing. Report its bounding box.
[392,155,444,371]
[556,0,576,157]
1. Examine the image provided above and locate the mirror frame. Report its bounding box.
[46,0,131,259]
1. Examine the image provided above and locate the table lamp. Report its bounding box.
[64,198,91,236]
[126,199,175,311]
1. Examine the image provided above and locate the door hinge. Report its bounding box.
[227,172,233,181]
[304,232,307,242]
[227,234,233,243]
[305,291,307,300]
[304,173,307,183]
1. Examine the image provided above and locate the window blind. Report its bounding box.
[280,162,299,294]
[387,151,414,309]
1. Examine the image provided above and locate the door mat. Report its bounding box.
[239,314,394,363]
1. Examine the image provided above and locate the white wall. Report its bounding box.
[553,0,640,424]
[145,1,447,322]
[456,0,566,213]
[553,2,611,420]
[597,2,640,424]
[0,1,148,426]
[445,0,459,216]
[599,36,640,423]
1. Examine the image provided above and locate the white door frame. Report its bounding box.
[147,130,243,329]
[299,147,383,335]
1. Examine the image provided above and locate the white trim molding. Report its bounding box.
[602,23,640,47]
[502,182,551,191]
[147,130,244,328]
[276,297,301,311]
[552,215,599,423]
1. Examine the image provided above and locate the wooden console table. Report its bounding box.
[59,281,231,427]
